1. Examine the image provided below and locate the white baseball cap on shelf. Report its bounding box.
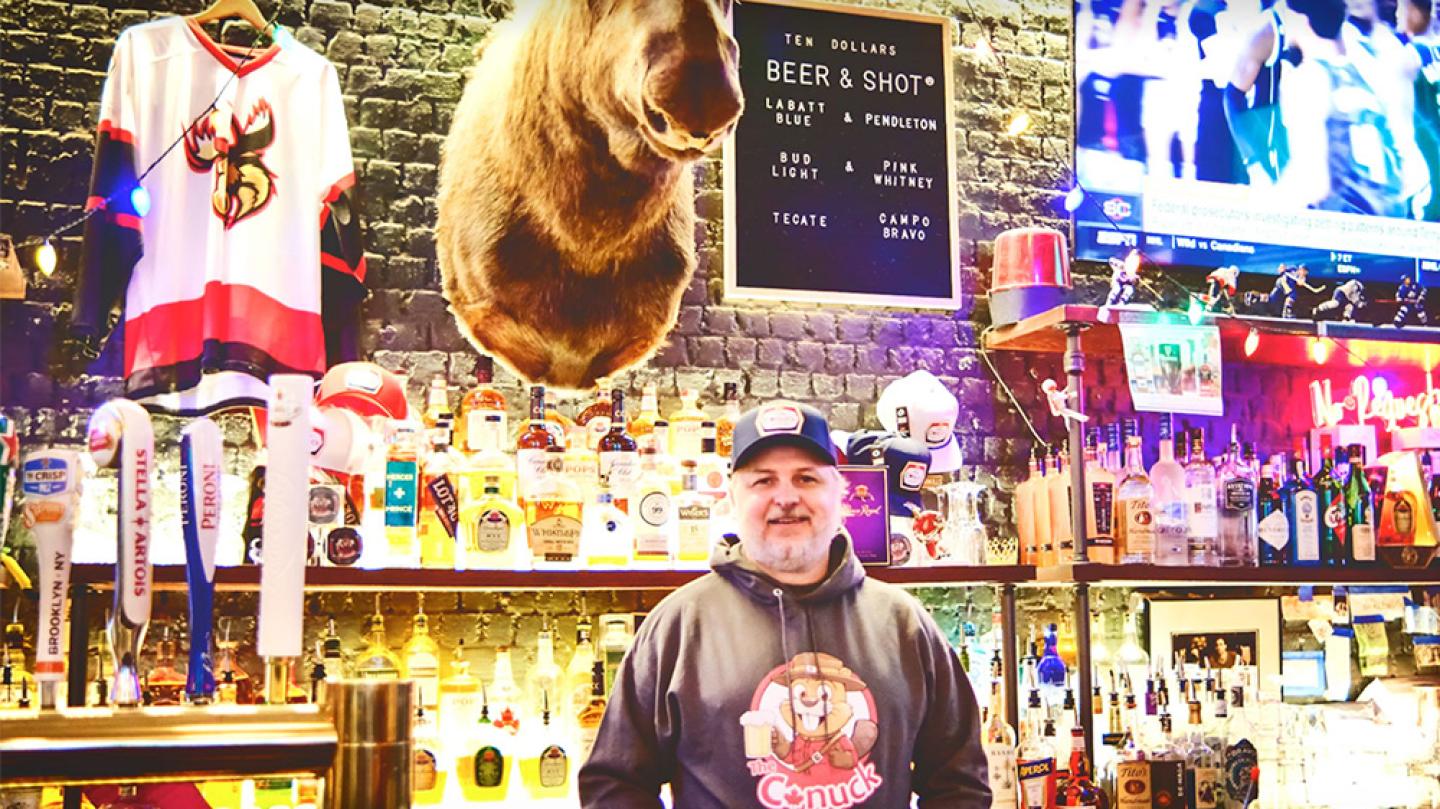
[875,370,961,473]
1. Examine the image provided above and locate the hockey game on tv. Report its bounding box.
[1072,0,1440,284]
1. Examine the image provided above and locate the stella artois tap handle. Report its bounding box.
[21,448,82,710]
[181,418,223,704]
[87,399,155,707]
[258,375,312,705]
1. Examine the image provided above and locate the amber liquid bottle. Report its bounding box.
[516,386,558,503]
[460,356,508,452]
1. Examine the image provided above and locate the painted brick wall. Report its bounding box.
[0,0,1343,686]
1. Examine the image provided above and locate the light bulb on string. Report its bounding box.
[1063,186,1085,213]
[1309,337,1331,366]
[1124,249,1141,277]
[35,239,57,277]
[1243,328,1260,358]
[1005,110,1032,137]
[130,185,151,218]
[1187,296,1204,325]
[974,35,996,63]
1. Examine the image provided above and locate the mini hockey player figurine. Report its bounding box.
[1203,265,1240,313]
[1103,253,1139,307]
[1393,275,1428,327]
[1244,264,1325,318]
[1041,379,1089,426]
[1314,279,1366,322]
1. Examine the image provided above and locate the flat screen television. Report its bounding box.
[1072,0,1440,285]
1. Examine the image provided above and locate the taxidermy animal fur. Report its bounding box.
[437,0,743,389]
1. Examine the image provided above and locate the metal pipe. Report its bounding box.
[1074,583,1095,764]
[1064,326,1090,563]
[0,705,336,788]
[1000,583,1020,731]
[324,679,413,809]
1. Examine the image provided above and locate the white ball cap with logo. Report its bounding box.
[875,370,961,473]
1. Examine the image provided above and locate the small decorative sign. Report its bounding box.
[838,465,889,565]
[1119,322,1223,416]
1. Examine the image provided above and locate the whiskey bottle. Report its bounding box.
[403,594,442,711]
[564,618,597,729]
[695,423,728,498]
[628,384,660,440]
[1083,427,1117,564]
[575,659,608,765]
[459,355,507,453]
[516,386,559,504]
[1149,416,1189,566]
[596,390,639,514]
[715,381,740,458]
[525,448,583,570]
[144,627,185,707]
[412,700,446,805]
[542,389,572,447]
[462,413,517,503]
[1217,427,1258,567]
[1344,445,1377,565]
[456,685,514,802]
[518,692,570,801]
[1286,456,1322,566]
[1183,428,1218,565]
[1116,432,1154,564]
[422,373,452,431]
[458,476,527,571]
[574,382,613,451]
[674,461,713,569]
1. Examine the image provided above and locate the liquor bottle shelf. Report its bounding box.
[66,563,1038,592]
[983,304,1440,371]
[1034,561,1440,586]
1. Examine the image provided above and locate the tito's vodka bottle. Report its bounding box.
[1149,416,1189,566]
[1116,433,1154,564]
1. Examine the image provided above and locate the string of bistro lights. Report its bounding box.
[19,15,282,277]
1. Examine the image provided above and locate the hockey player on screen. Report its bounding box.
[1245,263,1325,317]
[1393,274,1429,326]
[1314,278,1367,321]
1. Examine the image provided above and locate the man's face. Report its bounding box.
[1215,637,1229,655]
[729,444,843,579]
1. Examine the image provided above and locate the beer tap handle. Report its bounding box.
[21,448,82,710]
[181,418,223,703]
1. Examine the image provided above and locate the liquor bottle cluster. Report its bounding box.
[306,365,743,571]
[987,615,1267,809]
[1014,413,1440,569]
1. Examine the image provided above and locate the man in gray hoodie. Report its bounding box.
[579,400,992,808]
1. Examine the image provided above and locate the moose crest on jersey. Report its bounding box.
[184,100,277,229]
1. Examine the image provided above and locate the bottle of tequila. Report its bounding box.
[667,388,706,461]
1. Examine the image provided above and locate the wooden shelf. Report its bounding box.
[1035,562,1440,586]
[983,304,1440,372]
[67,563,1036,592]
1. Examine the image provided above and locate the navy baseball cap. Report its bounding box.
[843,432,931,517]
[731,400,838,471]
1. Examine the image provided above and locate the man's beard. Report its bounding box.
[743,523,835,575]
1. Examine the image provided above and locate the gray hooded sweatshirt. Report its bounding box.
[578,534,991,808]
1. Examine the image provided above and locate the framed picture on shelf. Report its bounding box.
[1146,597,1282,694]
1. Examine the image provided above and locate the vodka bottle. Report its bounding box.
[1149,416,1189,566]
[1217,427,1258,567]
[1183,428,1218,565]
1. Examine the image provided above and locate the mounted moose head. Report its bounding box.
[437,0,743,389]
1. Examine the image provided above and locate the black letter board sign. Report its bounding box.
[723,0,959,308]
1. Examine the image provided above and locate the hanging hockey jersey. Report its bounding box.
[74,17,366,415]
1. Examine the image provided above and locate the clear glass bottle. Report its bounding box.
[462,413,517,503]
[1184,428,1218,565]
[355,603,402,680]
[418,425,462,570]
[564,618,596,732]
[1217,427,1258,567]
[526,625,564,724]
[1116,433,1154,564]
[518,693,571,801]
[582,490,632,569]
[575,659,608,766]
[403,594,442,711]
[1187,732,1225,809]
[1149,416,1189,566]
[982,679,1019,809]
[412,700,447,806]
[1222,687,1260,807]
[1116,600,1151,690]
[599,616,632,696]
[458,476,528,571]
[632,447,676,566]
[456,685,514,802]
[439,640,481,745]
[667,388,706,460]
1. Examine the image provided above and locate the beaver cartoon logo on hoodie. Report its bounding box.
[740,652,882,809]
